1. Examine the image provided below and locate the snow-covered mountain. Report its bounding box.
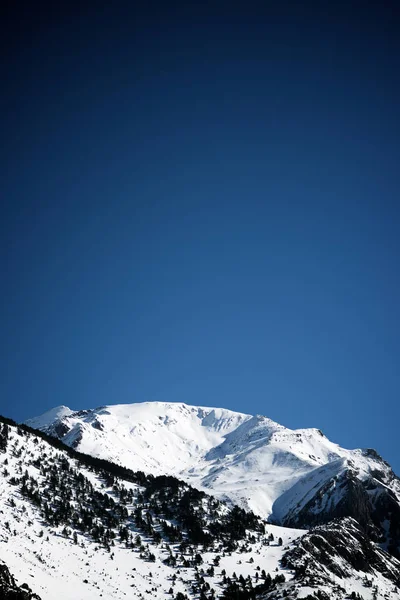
[25,401,400,557]
[1,416,400,600]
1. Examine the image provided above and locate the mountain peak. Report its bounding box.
[3,415,399,600]
[25,405,73,429]
[23,400,400,545]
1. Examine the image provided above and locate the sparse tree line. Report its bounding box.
[3,415,393,600]
[1,416,294,600]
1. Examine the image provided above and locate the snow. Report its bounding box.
[25,405,73,429]
[1,420,399,600]
[25,401,400,522]
[0,422,305,599]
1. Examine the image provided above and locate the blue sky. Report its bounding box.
[1,3,399,473]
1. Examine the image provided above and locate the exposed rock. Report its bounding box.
[281,517,400,590]
[0,561,42,599]
[280,465,400,557]
[91,418,104,431]
[52,420,70,438]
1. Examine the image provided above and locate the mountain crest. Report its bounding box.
[25,401,400,557]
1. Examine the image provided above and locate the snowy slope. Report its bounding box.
[0,419,302,599]
[273,448,400,517]
[24,405,73,430]
[1,419,400,600]
[25,401,400,530]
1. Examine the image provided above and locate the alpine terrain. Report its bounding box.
[0,402,398,599]
[26,402,400,556]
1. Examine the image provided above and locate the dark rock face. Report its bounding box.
[0,562,42,599]
[74,410,91,418]
[281,518,400,592]
[372,487,400,559]
[70,428,83,449]
[281,469,371,529]
[52,420,70,438]
[91,418,104,431]
[281,466,400,558]
[362,448,391,468]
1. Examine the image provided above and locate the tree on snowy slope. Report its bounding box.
[0,423,9,452]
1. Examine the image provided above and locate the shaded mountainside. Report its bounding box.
[0,417,264,552]
[0,415,297,599]
[273,456,400,559]
[279,518,400,600]
[24,402,400,558]
[1,415,400,599]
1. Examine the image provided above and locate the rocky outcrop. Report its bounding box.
[277,462,400,558]
[281,518,400,592]
[0,561,41,600]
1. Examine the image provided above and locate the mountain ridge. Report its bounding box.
[24,401,400,558]
[2,413,400,599]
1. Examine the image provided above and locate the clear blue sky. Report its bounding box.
[1,2,399,473]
